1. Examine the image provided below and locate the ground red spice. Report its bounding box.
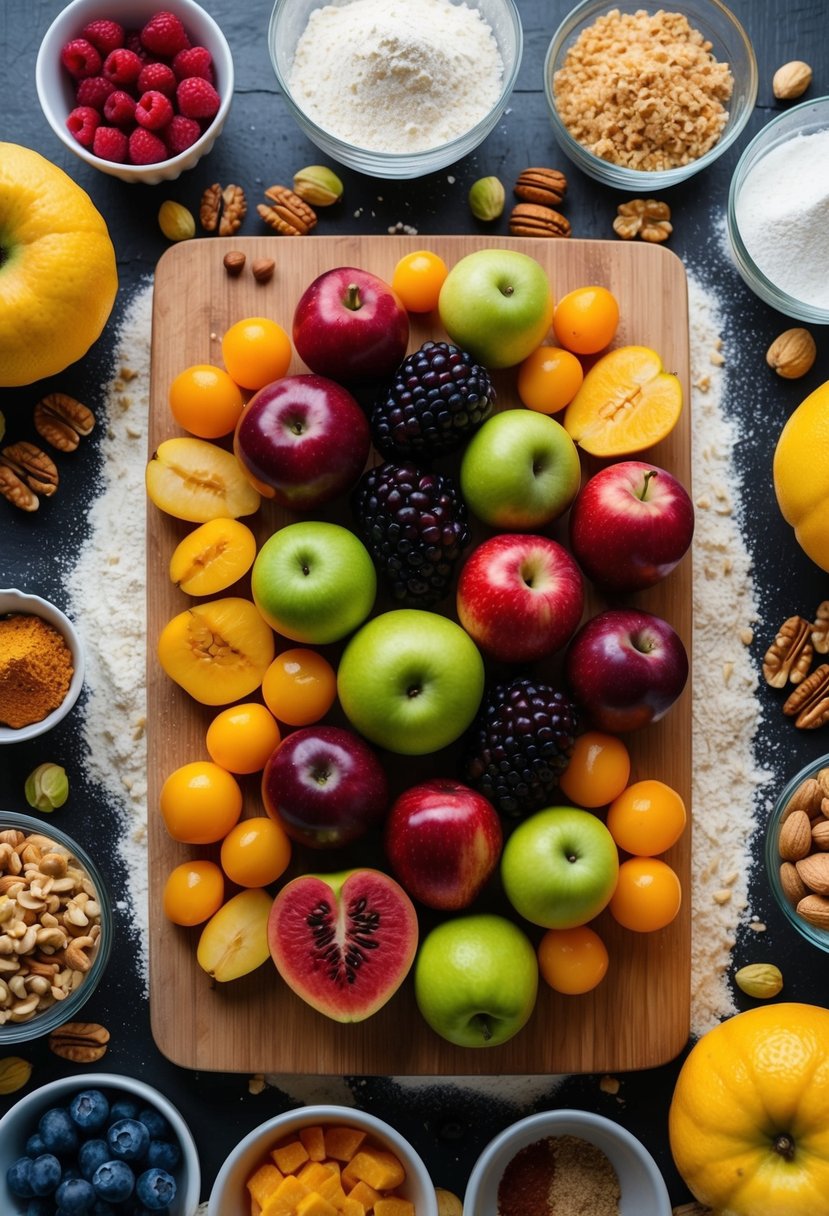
[497,1137,556,1216]
[496,1134,621,1216]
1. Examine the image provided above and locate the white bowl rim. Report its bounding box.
[463,1108,672,1214]
[0,1071,201,1215]
[34,0,234,179]
[0,587,85,743]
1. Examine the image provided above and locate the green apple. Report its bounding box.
[251,520,376,644]
[438,248,554,368]
[501,806,620,929]
[414,914,538,1047]
[460,409,581,529]
[337,609,484,755]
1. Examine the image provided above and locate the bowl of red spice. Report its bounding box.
[464,1109,671,1216]
[0,589,85,744]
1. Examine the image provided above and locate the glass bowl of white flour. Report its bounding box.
[268,0,522,178]
[728,96,829,323]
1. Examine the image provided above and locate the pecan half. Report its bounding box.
[514,167,568,207]
[257,185,317,236]
[34,393,95,452]
[199,182,222,232]
[508,203,571,238]
[1,442,59,497]
[0,464,39,512]
[762,615,813,687]
[813,602,829,654]
[613,198,672,243]
[783,663,829,728]
[219,184,247,236]
[48,1020,110,1062]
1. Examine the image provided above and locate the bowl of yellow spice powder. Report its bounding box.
[0,589,84,743]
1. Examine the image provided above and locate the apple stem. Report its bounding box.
[472,1014,493,1041]
[637,470,658,501]
[345,283,363,311]
[773,1134,796,1160]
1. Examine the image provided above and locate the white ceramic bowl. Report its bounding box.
[0,588,84,744]
[35,0,234,184]
[464,1109,672,1216]
[208,1104,439,1216]
[268,0,522,179]
[0,1073,201,1216]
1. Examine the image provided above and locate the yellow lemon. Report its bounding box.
[773,379,829,570]
[0,143,118,386]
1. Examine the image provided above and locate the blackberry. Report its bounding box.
[352,461,470,607]
[371,340,494,459]
[465,677,579,818]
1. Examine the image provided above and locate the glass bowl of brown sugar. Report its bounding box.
[0,588,85,744]
[464,1109,672,1216]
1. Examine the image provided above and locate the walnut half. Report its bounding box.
[613,198,672,243]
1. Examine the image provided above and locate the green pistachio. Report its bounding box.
[734,963,784,1000]
[292,165,344,207]
[24,763,69,813]
[468,175,505,222]
[158,200,196,243]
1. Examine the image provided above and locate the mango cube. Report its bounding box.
[247,1163,285,1208]
[300,1125,327,1162]
[348,1149,406,1192]
[341,1199,366,1216]
[346,1180,381,1210]
[324,1126,367,1161]
[374,1200,415,1216]
[261,1175,310,1216]
[298,1162,337,1190]
[316,1172,348,1208]
[296,1194,339,1216]
[272,1139,311,1175]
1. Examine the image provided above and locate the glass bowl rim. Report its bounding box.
[765,753,829,952]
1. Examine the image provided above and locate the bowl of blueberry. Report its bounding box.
[0,1073,200,1215]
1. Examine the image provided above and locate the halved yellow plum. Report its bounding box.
[158,596,274,705]
[563,345,683,457]
[169,518,257,596]
[146,436,260,522]
[196,888,273,982]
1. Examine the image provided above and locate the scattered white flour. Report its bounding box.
[734,129,829,310]
[288,0,504,152]
[66,281,154,995]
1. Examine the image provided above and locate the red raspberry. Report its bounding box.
[92,125,129,163]
[75,75,115,111]
[128,127,168,165]
[60,38,102,80]
[136,61,177,97]
[103,89,137,127]
[140,11,188,57]
[172,46,214,82]
[80,19,125,56]
[125,30,150,61]
[135,89,174,131]
[66,105,101,148]
[176,77,220,120]
[165,114,201,155]
[103,47,143,87]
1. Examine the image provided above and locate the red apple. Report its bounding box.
[385,778,503,910]
[456,533,584,663]
[569,461,694,592]
[292,266,410,388]
[261,725,388,848]
[234,373,370,510]
[565,608,689,733]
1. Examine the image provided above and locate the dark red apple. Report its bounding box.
[233,373,370,510]
[569,461,694,592]
[565,608,689,733]
[292,266,410,388]
[384,778,503,910]
[456,533,584,663]
[262,725,388,848]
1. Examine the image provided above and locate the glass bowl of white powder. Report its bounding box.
[268,0,522,178]
[728,97,829,323]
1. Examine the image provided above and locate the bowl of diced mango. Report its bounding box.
[207,1105,439,1216]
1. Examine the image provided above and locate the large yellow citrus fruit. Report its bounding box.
[669,1002,829,1216]
[773,380,829,570]
[0,143,118,386]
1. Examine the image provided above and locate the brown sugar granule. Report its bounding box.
[497,1134,620,1216]
[0,613,74,728]
[553,8,734,170]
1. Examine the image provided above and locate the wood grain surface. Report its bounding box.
[147,235,691,1076]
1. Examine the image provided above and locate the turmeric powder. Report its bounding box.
[0,613,74,729]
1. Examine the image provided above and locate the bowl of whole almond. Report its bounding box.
[766,754,829,951]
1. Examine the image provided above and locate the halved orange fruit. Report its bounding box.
[563,345,682,457]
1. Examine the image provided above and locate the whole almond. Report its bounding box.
[812,820,829,851]
[779,809,812,861]
[780,860,808,906]
[781,777,824,820]
[796,893,829,929]
[795,853,829,896]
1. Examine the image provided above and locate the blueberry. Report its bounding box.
[92,1159,135,1203]
[135,1168,176,1211]
[106,1118,150,1162]
[30,1153,62,1196]
[79,1138,111,1180]
[39,1107,79,1155]
[25,1200,53,1216]
[56,1176,97,1214]
[136,1108,170,1141]
[108,1099,139,1123]
[70,1089,111,1133]
[7,1156,35,1199]
[26,1133,47,1158]
[146,1139,180,1171]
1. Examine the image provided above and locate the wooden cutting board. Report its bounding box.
[147,235,691,1075]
